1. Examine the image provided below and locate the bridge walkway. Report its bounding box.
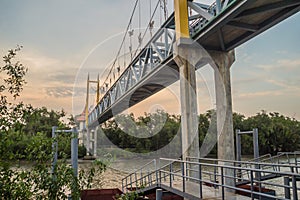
[122,157,300,199]
[87,0,300,127]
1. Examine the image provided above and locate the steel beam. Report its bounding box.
[237,0,300,18]
[226,4,300,50]
[87,0,300,128]
[227,21,259,32]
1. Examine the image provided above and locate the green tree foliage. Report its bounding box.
[236,111,300,155]
[102,111,180,153]
[0,46,28,161]
[0,47,102,199]
[19,106,66,137]
[102,109,300,156]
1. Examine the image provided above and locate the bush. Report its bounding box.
[78,145,87,158]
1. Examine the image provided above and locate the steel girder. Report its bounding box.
[88,0,232,127]
[88,0,300,127]
[88,28,176,126]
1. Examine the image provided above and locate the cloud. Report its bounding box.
[276,50,288,55]
[45,85,89,98]
[266,79,300,90]
[238,90,283,98]
[277,59,300,68]
[47,72,77,84]
[45,87,73,98]
[256,59,300,71]
[233,77,260,85]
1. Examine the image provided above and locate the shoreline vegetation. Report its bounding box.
[1,47,299,198]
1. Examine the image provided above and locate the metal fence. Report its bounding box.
[122,157,300,199]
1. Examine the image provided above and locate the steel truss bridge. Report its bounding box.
[87,0,300,127]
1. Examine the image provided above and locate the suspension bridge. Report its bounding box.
[75,0,300,199]
[85,0,300,126]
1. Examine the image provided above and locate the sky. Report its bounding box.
[1,0,300,120]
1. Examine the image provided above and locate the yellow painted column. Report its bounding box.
[174,0,190,40]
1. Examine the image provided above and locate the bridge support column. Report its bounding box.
[174,38,199,175]
[209,50,236,189]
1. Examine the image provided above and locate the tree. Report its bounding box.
[233,110,300,156]
[0,45,28,161]
[0,47,107,199]
[19,106,66,137]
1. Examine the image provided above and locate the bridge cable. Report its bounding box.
[132,0,160,60]
[138,0,142,48]
[98,0,164,101]
[100,0,139,93]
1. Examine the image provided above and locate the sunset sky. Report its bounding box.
[1,0,300,120]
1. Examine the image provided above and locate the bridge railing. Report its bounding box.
[87,0,239,127]
[277,152,300,166]
[121,157,300,199]
[88,26,176,126]
[121,159,157,193]
[159,157,300,200]
[187,156,300,182]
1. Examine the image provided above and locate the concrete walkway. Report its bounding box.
[161,180,251,200]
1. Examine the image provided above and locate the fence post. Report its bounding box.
[221,167,225,200]
[135,172,137,189]
[295,152,299,173]
[236,129,242,179]
[125,177,128,193]
[250,170,254,200]
[148,169,151,187]
[284,176,290,199]
[214,160,217,188]
[253,128,260,180]
[199,163,203,199]
[51,126,58,175]
[181,162,185,192]
[71,127,78,178]
[130,174,132,190]
[159,169,162,187]
[169,163,173,187]
[156,188,163,200]
[292,175,298,200]
[155,159,159,186]
[140,170,143,186]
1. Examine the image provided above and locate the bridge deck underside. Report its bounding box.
[196,0,300,51]
[89,0,300,127]
[93,59,178,125]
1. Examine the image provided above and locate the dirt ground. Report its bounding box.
[101,168,128,189]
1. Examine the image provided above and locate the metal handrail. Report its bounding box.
[186,156,300,170]
[165,158,299,177]
[122,156,300,199]
[188,156,300,179]
[248,154,272,162]
[121,159,156,193]
[159,157,300,200]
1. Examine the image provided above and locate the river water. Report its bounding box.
[9,156,300,198]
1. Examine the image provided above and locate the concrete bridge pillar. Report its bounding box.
[209,50,236,189]
[174,38,199,178]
